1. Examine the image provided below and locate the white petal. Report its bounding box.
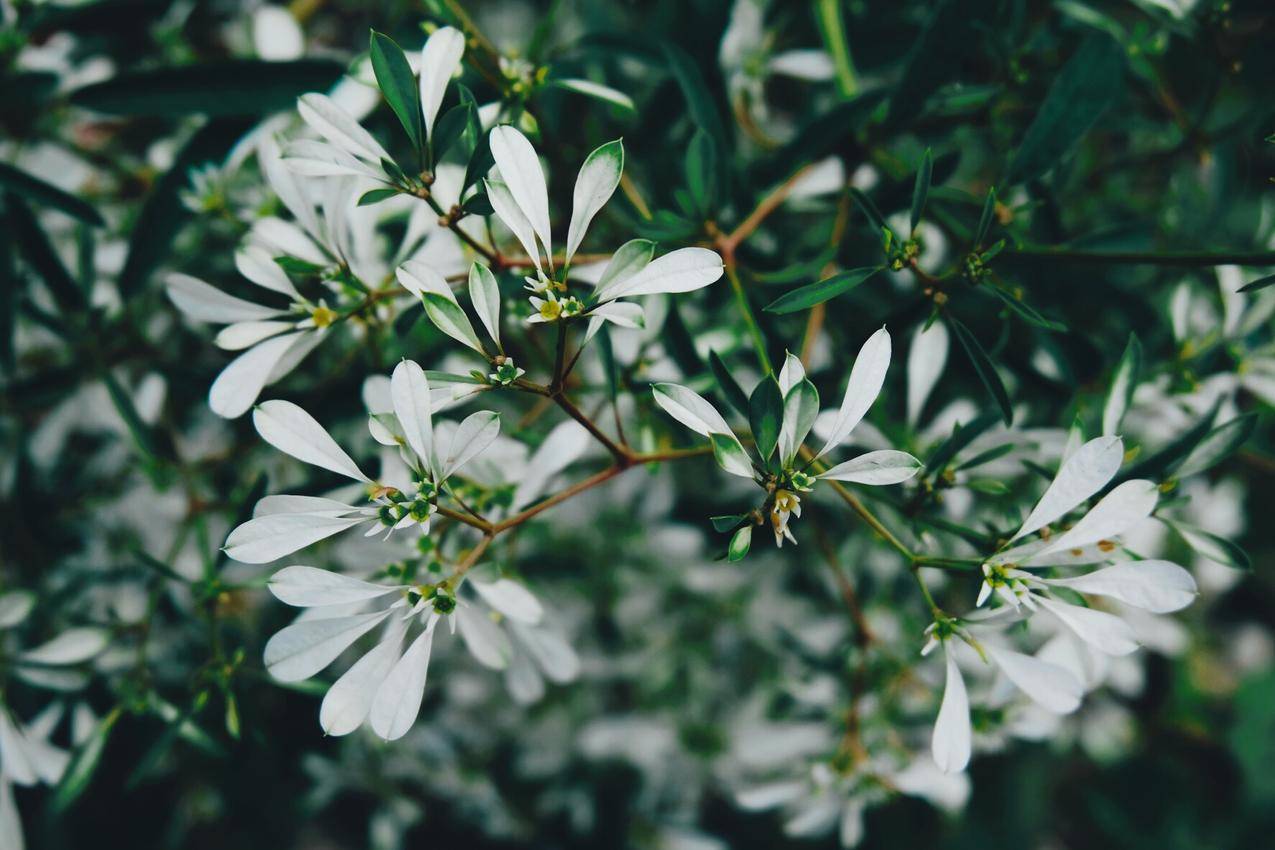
[252,216,328,266]
[456,605,512,669]
[591,238,653,302]
[420,26,465,139]
[1013,436,1124,541]
[214,320,293,351]
[0,775,24,850]
[320,621,407,736]
[1044,560,1197,614]
[209,333,313,419]
[777,352,805,394]
[235,243,301,299]
[442,411,500,480]
[19,628,108,665]
[511,421,590,511]
[504,648,545,704]
[165,273,283,324]
[468,262,502,347]
[489,125,552,257]
[283,139,385,180]
[932,647,971,773]
[510,621,579,683]
[224,512,367,563]
[263,610,391,682]
[651,383,732,437]
[985,645,1082,714]
[565,139,623,263]
[369,625,436,740]
[297,92,390,164]
[1038,479,1158,556]
[258,136,322,240]
[268,566,400,607]
[0,714,37,786]
[253,494,360,517]
[907,322,948,426]
[391,360,436,477]
[817,449,922,485]
[815,328,892,458]
[470,578,543,624]
[553,78,634,111]
[396,258,453,300]
[0,591,36,629]
[734,780,806,810]
[484,178,542,270]
[600,247,724,301]
[253,399,370,481]
[1036,596,1139,656]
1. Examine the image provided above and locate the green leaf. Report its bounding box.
[709,350,750,418]
[0,161,103,225]
[1006,35,1125,184]
[910,148,933,233]
[102,372,162,462]
[1102,333,1142,436]
[597,325,620,404]
[69,59,343,116]
[814,0,858,97]
[0,204,17,370]
[849,188,888,234]
[946,316,1012,425]
[764,266,882,314]
[662,41,728,186]
[420,291,485,354]
[711,513,748,533]
[1237,273,1275,293]
[461,192,494,216]
[431,101,473,163]
[357,188,400,207]
[884,0,988,128]
[954,442,1015,471]
[987,286,1067,331]
[1117,400,1219,487]
[119,117,253,298]
[748,377,784,462]
[463,128,495,194]
[974,186,997,247]
[370,31,424,153]
[728,525,753,562]
[925,409,1001,472]
[1165,519,1250,570]
[1175,412,1258,478]
[5,193,86,314]
[51,706,122,812]
[685,129,718,215]
[710,433,755,478]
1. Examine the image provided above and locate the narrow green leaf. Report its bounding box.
[370,31,424,153]
[711,513,748,533]
[597,324,620,404]
[910,148,933,233]
[1175,412,1258,478]
[974,186,997,247]
[1116,400,1220,487]
[1166,519,1251,570]
[947,316,1012,425]
[0,161,103,225]
[884,0,987,128]
[988,287,1067,331]
[1102,333,1142,436]
[709,350,750,418]
[6,193,85,314]
[69,60,343,116]
[764,266,881,314]
[954,442,1015,471]
[1007,35,1125,184]
[685,129,718,215]
[102,372,161,461]
[925,409,1001,472]
[814,0,858,97]
[849,188,888,234]
[748,377,784,462]
[463,128,494,194]
[662,41,728,188]
[431,101,473,162]
[51,706,122,812]
[357,188,400,206]
[1237,273,1275,293]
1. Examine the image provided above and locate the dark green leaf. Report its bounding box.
[1115,400,1219,487]
[987,286,1067,331]
[910,148,933,233]
[463,128,494,193]
[69,59,343,116]
[0,161,104,225]
[370,31,424,152]
[431,101,473,162]
[974,186,996,247]
[954,442,1015,471]
[1237,273,1275,293]
[711,514,748,533]
[1101,333,1142,436]
[764,266,882,314]
[51,707,122,812]
[1006,35,1125,184]
[6,193,86,314]
[884,0,990,128]
[925,409,1001,472]
[1176,412,1258,478]
[662,41,729,189]
[748,377,784,462]
[357,188,400,206]
[102,372,162,461]
[462,192,494,216]
[947,316,1012,425]
[685,129,718,215]
[849,188,888,234]
[709,350,750,418]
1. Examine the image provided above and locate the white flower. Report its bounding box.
[483,124,724,335]
[264,564,568,737]
[223,360,500,564]
[652,330,922,548]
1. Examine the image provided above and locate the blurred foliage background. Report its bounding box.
[1,0,1274,848]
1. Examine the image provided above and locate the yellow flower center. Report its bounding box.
[311,305,337,328]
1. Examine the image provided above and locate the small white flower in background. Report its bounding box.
[483,124,724,336]
[263,563,574,737]
[654,329,922,549]
[0,591,107,850]
[223,359,500,564]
